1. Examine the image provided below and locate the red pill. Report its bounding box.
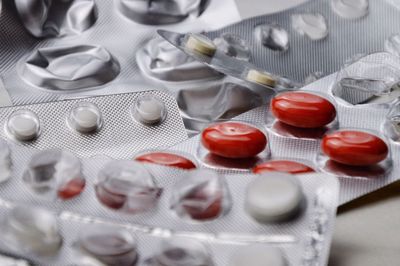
[322,131,389,166]
[57,178,86,200]
[253,160,315,174]
[135,152,196,170]
[201,122,267,159]
[271,92,336,128]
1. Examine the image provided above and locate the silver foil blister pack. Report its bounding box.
[202,0,400,84]
[0,199,334,266]
[163,52,400,205]
[0,144,339,265]
[0,0,241,106]
[0,90,188,158]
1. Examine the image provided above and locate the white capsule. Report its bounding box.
[6,110,40,141]
[133,95,167,125]
[245,69,277,87]
[68,102,102,133]
[185,33,217,56]
[245,173,304,223]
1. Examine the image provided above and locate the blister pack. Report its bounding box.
[0,0,241,106]
[0,146,339,266]
[161,52,400,205]
[0,197,336,266]
[0,90,187,159]
[200,0,400,84]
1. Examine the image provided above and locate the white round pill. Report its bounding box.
[230,245,287,266]
[245,173,304,223]
[7,110,40,141]
[68,102,102,133]
[133,95,166,125]
[246,69,277,87]
[185,33,217,56]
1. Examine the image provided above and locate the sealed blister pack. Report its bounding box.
[0,90,187,158]
[0,0,241,106]
[164,52,400,205]
[0,153,339,266]
[0,197,336,266]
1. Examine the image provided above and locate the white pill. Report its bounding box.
[69,102,102,133]
[7,110,40,141]
[245,173,304,223]
[185,33,217,56]
[246,69,277,87]
[230,245,287,266]
[133,95,166,124]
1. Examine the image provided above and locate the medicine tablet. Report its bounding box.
[6,110,40,141]
[185,33,217,56]
[322,130,389,166]
[245,173,304,223]
[133,95,167,125]
[230,245,287,266]
[68,102,103,133]
[245,69,277,87]
[271,91,336,128]
[201,122,267,159]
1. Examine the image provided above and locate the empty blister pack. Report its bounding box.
[0,90,187,158]
[0,0,241,106]
[164,52,400,205]
[0,199,336,266]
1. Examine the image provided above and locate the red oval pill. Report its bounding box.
[271,92,336,128]
[322,130,389,166]
[135,152,196,170]
[201,122,267,159]
[253,160,315,174]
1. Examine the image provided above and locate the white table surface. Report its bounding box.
[233,0,400,265]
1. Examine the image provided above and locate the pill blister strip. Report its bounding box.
[0,143,339,266]
[205,0,400,83]
[0,90,188,159]
[0,0,240,106]
[169,72,400,205]
[0,202,301,266]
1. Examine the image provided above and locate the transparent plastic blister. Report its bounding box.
[0,200,333,266]
[0,90,188,158]
[158,30,300,92]
[0,160,339,266]
[199,0,400,84]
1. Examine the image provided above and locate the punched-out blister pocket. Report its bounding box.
[0,202,327,266]
[15,0,97,38]
[0,90,187,159]
[19,45,120,92]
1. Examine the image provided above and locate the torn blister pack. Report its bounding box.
[0,0,241,106]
